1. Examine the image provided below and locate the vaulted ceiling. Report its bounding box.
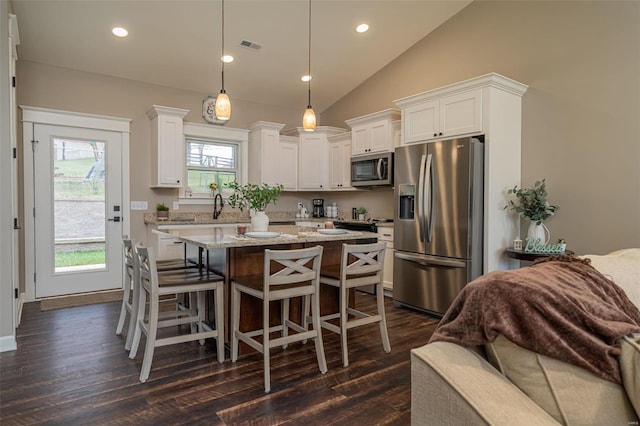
[12,0,472,112]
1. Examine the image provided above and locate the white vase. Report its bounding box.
[527,221,550,244]
[251,210,269,232]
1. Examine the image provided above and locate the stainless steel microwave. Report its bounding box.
[350,152,393,187]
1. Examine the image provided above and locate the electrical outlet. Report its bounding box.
[173,201,179,210]
[131,201,148,211]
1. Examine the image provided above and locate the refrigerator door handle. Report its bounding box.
[425,153,433,242]
[395,252,466,268]
[417,154,427,241]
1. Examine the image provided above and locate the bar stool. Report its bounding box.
[128,245,225,382]
[230,245,327,393]
[116,238,198,351]
[316,242,390,367]
[115,238,138,350]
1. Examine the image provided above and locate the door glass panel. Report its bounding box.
[53,138,106,272]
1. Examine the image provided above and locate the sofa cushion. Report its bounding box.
[621,334,640,417]
[485,334,638,426]
[581,248,640,308]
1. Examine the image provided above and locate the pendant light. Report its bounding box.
[302,0,316,131]
[215,0,231,121]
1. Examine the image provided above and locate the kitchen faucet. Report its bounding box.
[213,193,224,219]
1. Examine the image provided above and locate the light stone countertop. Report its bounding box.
[152,224,378,249]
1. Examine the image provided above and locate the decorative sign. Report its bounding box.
[524,238,566,254]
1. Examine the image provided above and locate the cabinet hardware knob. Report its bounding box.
[433,133,437,137]
[438,132,443,136]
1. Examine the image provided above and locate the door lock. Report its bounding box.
[108,216,121,222]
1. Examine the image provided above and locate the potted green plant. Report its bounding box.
[356,207,367,221]
[505,179,558,243]
[226,182,284,231]
[156,203,169,220]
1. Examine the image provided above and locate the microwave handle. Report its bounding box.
[377,158,384,180]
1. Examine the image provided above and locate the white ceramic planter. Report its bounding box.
[251,211,269,232]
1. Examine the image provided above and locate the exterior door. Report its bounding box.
[28,124,124,298]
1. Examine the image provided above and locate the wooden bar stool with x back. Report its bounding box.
[128,245,225,382]
[315,242,391,367]
[231,245,327,393]
[116,238,199,351]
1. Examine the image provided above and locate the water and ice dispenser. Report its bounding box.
[398,184,415,220]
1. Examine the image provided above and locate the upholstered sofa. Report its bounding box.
[411,249,640,426]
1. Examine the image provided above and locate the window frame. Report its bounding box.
[179,123,249,205]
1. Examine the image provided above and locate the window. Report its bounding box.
[186,138,238,195]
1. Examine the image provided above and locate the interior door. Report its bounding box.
[30,124,123,298]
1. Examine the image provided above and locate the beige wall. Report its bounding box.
[323,0,640,255]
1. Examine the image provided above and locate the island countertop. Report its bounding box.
[152,224,378,249]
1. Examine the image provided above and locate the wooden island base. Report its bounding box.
[207,238,376,353]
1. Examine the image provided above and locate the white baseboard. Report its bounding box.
[0,335,17,352]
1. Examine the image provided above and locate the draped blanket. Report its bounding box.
[429,256,640,384]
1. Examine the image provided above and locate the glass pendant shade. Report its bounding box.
[303,107,316,131]
[215,91,231,121]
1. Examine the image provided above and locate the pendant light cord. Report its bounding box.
[307,0,312,108]
[221,0,226,93]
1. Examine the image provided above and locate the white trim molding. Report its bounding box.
[0,335,17,352]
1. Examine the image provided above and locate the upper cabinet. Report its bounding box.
[147,105,188,188]
[399,89,482,144]
[327,132,352,190]
[292,126,348,190]
[345,109,401,156]
[248,121,298,190]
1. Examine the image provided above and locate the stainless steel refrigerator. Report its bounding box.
[393,136,484,316]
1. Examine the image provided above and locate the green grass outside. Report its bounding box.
[55,158,105,199]
[55,249,106,267]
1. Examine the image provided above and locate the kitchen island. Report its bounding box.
[153,225,378,352]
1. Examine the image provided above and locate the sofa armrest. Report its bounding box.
[411,342,560,426]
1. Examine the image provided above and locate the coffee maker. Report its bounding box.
[312,199,324,217]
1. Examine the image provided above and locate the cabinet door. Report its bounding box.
[341,140,352,188]
[351,125,370,155]
[298,133,327,189]
[277,138,298,190]
[261,129,281,185]
[370,120,392,153]
[403,100,439,144]
[156,115,184,187]
[440,89,482,138]
[328,141,343,189]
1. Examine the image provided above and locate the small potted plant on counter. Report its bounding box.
[356,207,367,221]
[156,203,169,220]
[226,182,284,232]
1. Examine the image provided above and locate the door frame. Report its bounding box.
[21,106,131,302]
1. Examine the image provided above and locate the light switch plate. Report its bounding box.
[173,201,179,210]
[131,201,148,211]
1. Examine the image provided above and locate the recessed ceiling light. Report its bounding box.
[301,75,312,82]
[355,23,369,33]
[112,27,128,38]
[222,55,234,63]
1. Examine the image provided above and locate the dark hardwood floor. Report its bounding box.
[1,293,440,425]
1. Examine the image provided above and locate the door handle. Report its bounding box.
[108,216,121,222]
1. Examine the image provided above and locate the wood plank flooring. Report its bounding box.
[1,293,440,425]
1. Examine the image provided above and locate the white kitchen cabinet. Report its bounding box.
[248,121,298,190]
[293,126,347,190]
[401,89,482,144]
[395,72,528,273]
[147,105,188,188]
[345,109,401,156]
[327,132,352,189]
[377,226,394,293]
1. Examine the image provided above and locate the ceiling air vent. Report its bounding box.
[240,40,262,50]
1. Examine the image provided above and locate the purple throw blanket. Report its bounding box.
[429,256,640,384]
